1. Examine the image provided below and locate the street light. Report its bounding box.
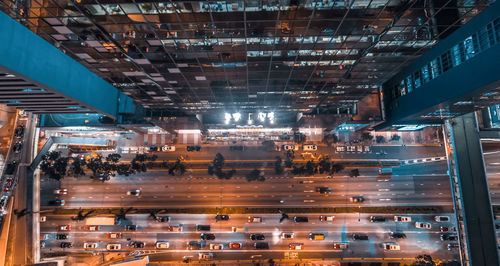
[258,112,266,122]
[224,113,231,124]
[232,112,241,122]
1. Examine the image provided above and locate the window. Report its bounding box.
[413,71,422,89]
[429,59,441,79]
[463,36,476,60]
[421,65,430,83]
[440,51,453,72]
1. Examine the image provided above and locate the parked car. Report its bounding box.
[435,216,451,222]
[394,216,411,222]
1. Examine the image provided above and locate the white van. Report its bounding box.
[303,144,317,151]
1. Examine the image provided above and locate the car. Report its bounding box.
[169,225,183,232]
[303,144,317,151]
[49,200,65,206]
[309,233,325,240]
[126,190,141,196]
[187,145,201,151]
[13,142,22,153]
[229,242,242,249]
[299,180,314,184]
[40,216,47,222]
[83,242,98,249]
[106,244,121,250]
[196,224,211,231]
[155,216,170,223]
[231,227,245,232]
[215,214,230,221]
[14,125,24,138]
[333,242,349,249]
[350,196,364,203]
[250,234,265,240]
[440,234,458,241]
[107,232,122,239]
[440,226,457,233]
[447,243,459,250]
[209,243,224,250]
[156,241,170,249]
[248,216,262,223]
[198,253,213,260]
[201,233,216,240]
[254,242,269,249]
[149,145,159,152]
[129,241,145,248]
[316,187,332,195]
[60,242,72,248]
[281,233,294,239]
[289,243,304,250]
[3,178,13,192]
[370,216,386,222]
[5,161,17,175]
[389,232,407,239]
[415,222,432,229]
[161,145,176,152]
[381,242,400,250]
[435,216,451,222]
[86,225,100,231]
[56,234,69,240]
[352,233,369,240]
[125,224,138,231]
[294,216,309,223]
[188,241,203,250]
[53,188,68,195]
[57,225,71,231]
[282,145,297,151]
[394,216,411,222]
[319,216,335,222]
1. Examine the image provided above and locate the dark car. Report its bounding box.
[188,241,203,250]
[149,146,159,152]
[215,214,230,221]
[389,232,407,239]
[352,233,369,240]
[129,241,145,248]
[440,234,458,241]
[125,225,138,231]
[13,142,22,153]
[48,199,65,206]
[155,216,170,223]
[294,216,309,223]
[60,242,72,248]
[56,234,69,240]
[229,145,245,151]
[196,224,211,231]
[200,233,216,240]
[315,187,332,195]
[254,242,269,249]
[14,125,24,138]
[370,216,386,222]
[250,234,265,240]
[187,145,201,151]
[5,161,17,175]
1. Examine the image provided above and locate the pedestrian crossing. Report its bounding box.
[401,156,447,165]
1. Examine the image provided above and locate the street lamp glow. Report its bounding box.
[258,112,266,122]
[248,119,253,125]
[232,112,241,122]
[224,113,231,124]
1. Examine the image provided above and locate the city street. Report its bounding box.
[40,213,460,262]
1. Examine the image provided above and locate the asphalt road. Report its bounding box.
[46,163,452,209]
[40,213,460,262]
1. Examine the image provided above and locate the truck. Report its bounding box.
[378,168,393,175]
[85,217,115,226]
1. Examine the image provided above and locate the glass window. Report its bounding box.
[429,58,441,79]
[405,76,413,93]
[421,65,430,83]
[463,36,476,60]
[451,44,462,67]
[121,4,141,14]
[440,50,452,72]
[413,70,422,89]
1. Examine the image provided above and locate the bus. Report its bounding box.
[85,217,115,226]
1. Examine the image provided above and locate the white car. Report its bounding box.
[415,222,432,229]
[156,241,169,249]
[282,145,297,151]
[106,244,121,250]
[394,216,411,222]
[281,233,294,239]
[248,216,262,223]
[209,243,224,250]
[83,242,98,249]
[434,216,450,222]
[303,144,317,151]
[289,243,304,250]
[161,145,176,152]
[381,242,400,250]
[199,253,213,260]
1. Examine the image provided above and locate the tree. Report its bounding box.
[331,164,344,174]
[349,168,360,177]
[376,135,385,143]
[246,169,260,182]
[305,161,315,175]
[391,134,401,141]
[261,140,276,151]
[322,134,338,146]
[106,153,121,163]
[411,254,436,266]
[361,132,373,141]
[274,156,283,174]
